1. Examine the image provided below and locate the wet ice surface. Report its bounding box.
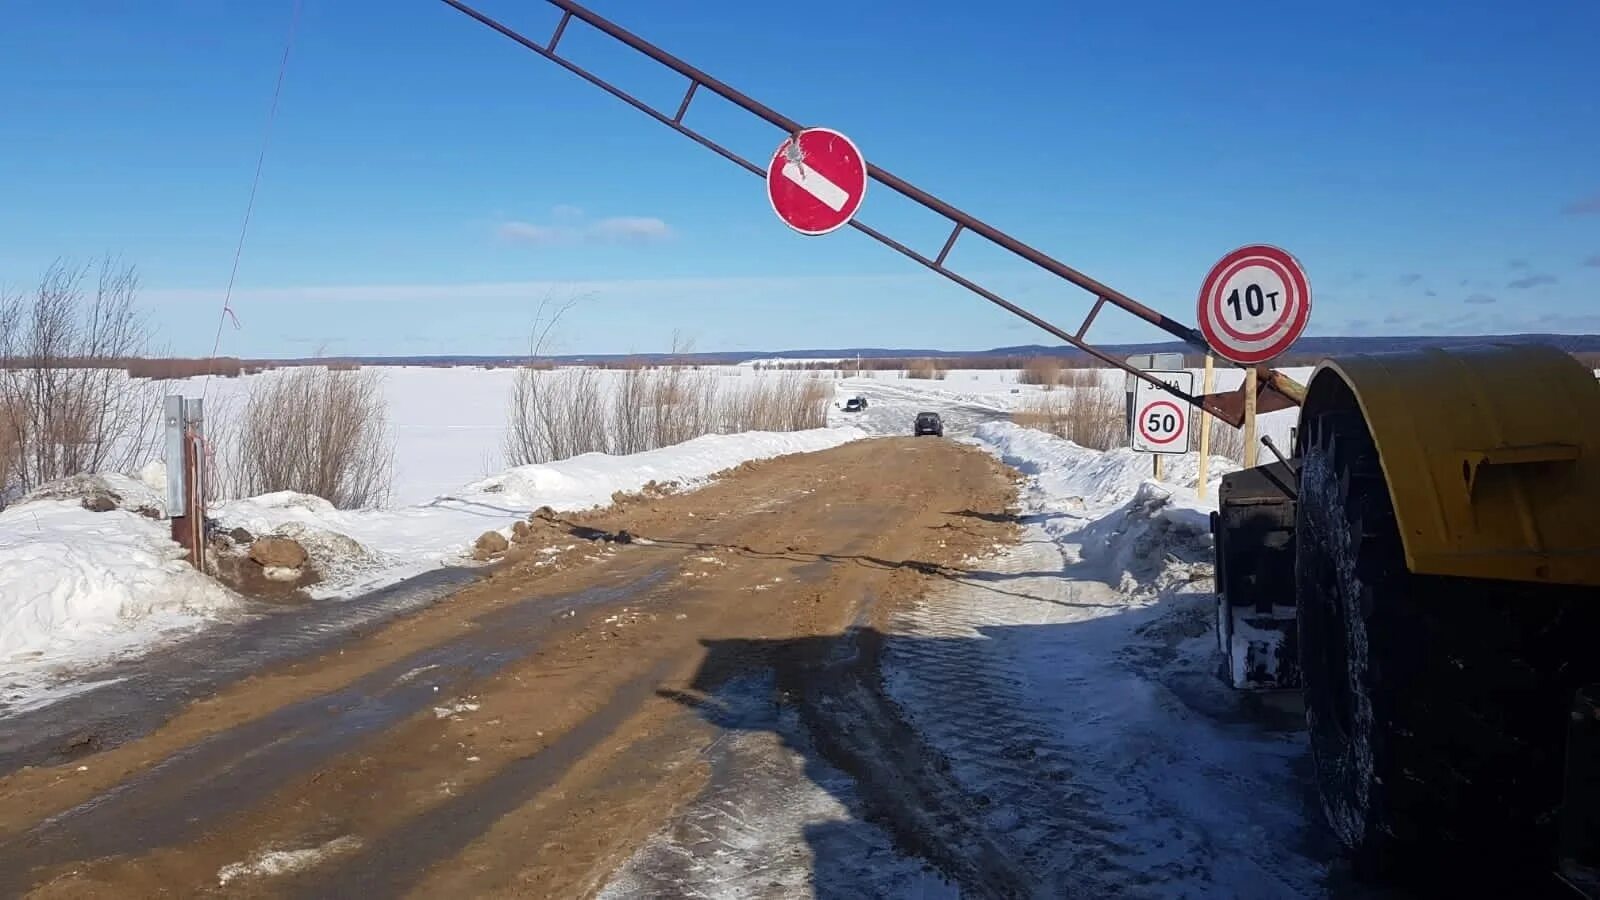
[597,674,959,900]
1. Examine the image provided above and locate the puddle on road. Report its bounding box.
[0,565,485,773]
[0,567,671,894]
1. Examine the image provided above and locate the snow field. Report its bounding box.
[0,360,1289,715]
[0,362,877,706]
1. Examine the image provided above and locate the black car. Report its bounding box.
[913,411,944,436]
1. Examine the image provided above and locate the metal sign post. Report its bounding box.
[165,396,206,570]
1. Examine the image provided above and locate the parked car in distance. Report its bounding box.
[913,411,944,437]
[842,396,866,412]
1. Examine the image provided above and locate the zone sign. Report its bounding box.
[1196,244,1312,366]
[1132,370,1195,455]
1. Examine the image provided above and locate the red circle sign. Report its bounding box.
[1196,244,1312,365]
[766,127,867,236]
[1137,399,1184,445]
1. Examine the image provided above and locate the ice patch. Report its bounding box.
[216,835,363,886]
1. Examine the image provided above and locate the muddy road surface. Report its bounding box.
[0,436,1028,898]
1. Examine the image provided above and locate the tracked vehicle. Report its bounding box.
[437,0,1600,889]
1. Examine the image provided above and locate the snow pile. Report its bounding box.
[466,427,865,507]
[213,425,868,596]
[0,496,238,695]
[974,420,1235,508]
[972,421,1235,597]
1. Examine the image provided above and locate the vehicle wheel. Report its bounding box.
[1296,409,1596,884]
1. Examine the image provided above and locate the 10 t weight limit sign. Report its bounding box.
[1132,371,1195,455]
[1196,244,1312,366]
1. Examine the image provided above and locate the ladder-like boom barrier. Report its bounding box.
[436,0,1306,426]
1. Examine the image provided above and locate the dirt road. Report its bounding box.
[0,436,1021,898]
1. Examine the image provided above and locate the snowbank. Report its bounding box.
[0,493,238,708]
[973,420,1235,509]
[214,425,868,597]
[970,421,1238,601]
[465,427,865,507]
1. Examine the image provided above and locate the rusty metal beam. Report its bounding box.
[433,0,1295,426]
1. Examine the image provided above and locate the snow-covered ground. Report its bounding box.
[879,422,1332,895]
[0,363,876,710]
[0,360,1289,719]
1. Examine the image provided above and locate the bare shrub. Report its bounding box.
[0,257,164,502]
[228,366,393,508]
[1058,367,1102,388]
[905,359,948,380]
[0,397,16,507]
[506,367,612,466]
[724,372,828,432]
[508,364,831,466]
[649,366,718,447]
[1018,357,1062,387]
[1012,386,1125,450]
[1207,417,1248,465]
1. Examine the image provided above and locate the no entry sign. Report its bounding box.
[766,127,867,236]
[1196,245,1311,366]
[1132,370,1195,455]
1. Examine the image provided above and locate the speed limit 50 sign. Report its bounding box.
[1132,370,1195,455]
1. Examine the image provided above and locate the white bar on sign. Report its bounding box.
[781,161,849,211]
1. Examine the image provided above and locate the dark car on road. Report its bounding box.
[913,411,944,437]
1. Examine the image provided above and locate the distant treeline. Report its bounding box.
[2,347,1594,378]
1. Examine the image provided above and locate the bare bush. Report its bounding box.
[1059,367,1102,388]
[1206,417,1248,464]
[1012,386,1125,450]
[0,257,164,503]
[1018,357,1062,387]
[228,366,393,508]
[905,359,948,380]
[724,371,829,432]
[508,363,831,466]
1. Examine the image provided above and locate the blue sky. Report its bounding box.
[2,0,1598,358]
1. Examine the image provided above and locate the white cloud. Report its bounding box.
[495,207,673,248]
[496,221,563,246]
[588,216,672,242]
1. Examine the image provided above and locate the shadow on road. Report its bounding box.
[639,614,1367,900]
[637,606,1547,900]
